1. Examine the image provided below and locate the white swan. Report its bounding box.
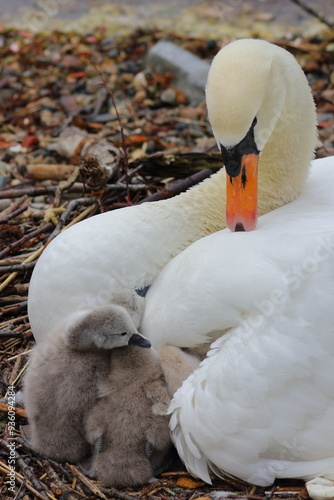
[27,38,315,343]
[140,39,334,497]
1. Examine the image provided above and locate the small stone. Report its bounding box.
[160,88,177,105]
[134,90,147,102]
[146,140,156,154]
[179,106,203,119]
[133,71,148,91]
[143,98,155,107]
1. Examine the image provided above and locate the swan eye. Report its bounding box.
[144,441,154,457]
[251,117,257,128]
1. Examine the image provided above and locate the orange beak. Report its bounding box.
[226,153,258,232]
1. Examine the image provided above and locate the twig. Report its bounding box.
[9,359,30,387]
[7,349,32,361]
[0,246,44,293]
[0,402,26,418]
[85,55,130,194]
[139,169,212,203]
[1,301,27,315]
[0,223,53,260]
[0,204,30,224]
[289,0,334,28]
[67,464,109,500]
[0,462,47,500]
[0,329,24,338]
[43,462,78,500]
[0,261,36,274]
[0,186,57,199]
[0,314,29,328]
[117,162,146,183]
[0,195,29,218]
[53,166,80,207]
[0,438,56,499]
[100,485,140,500]
[49,197,96,238]
[48,202,96,241]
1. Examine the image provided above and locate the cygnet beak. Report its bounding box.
[128,333,151,348]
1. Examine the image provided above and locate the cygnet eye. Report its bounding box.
[120,332,127,336]
[144,440,154,457]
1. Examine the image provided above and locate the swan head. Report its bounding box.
[206,39,317,231]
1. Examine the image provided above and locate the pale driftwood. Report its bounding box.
[23,163,77,181]
[56,126,122,185]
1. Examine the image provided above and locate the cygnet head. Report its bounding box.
[66,300,150,351]
[206,39,317,231]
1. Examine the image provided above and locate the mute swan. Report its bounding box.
[23,289,150,462]
[28,42,315,342]
[84,344,174,487]
[139,39,334,497]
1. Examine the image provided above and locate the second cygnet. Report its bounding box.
[83,344,174,487]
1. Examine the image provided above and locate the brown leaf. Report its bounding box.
[176,477,206,489]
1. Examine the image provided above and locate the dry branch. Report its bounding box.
[0,224,53,260]
[139,168,212,203]
[0,402,26,418]
[289,0,334,28]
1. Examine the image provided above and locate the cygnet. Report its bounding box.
[23,290,149,463]
[83,345,174,487]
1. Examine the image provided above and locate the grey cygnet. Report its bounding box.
[23,289,149,463]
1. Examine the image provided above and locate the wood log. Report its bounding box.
[130,151,222,178]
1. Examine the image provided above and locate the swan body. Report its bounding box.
[140,157,334,487]
[139,38,334,495]
[27,38,316,343]
[169,242,334,487]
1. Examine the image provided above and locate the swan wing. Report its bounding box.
[170,249,334,485]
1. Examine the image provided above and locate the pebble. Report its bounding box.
[160,88,177,105]
[133,71,148,91]
[134,89,147,103]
